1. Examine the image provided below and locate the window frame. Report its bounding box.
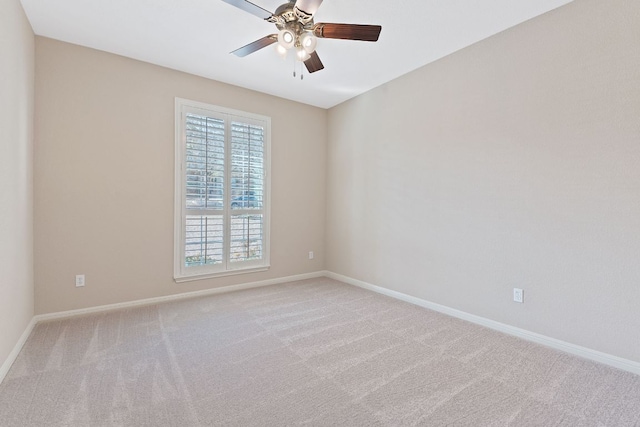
[174,98,271,283]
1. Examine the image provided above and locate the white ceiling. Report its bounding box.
[20,0,573,109]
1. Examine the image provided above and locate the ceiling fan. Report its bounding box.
[221,0,382,74]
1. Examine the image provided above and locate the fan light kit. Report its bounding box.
[221,0,382,77]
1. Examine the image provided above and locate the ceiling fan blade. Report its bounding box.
[313,23,382,42]
[304,51,324,73]
[231,35,277,57]
[294,0,323,22]
[220,0,273,20]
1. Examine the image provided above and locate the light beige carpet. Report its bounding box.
[1,278,639,426]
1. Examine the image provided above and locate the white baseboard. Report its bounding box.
[5,269,637,387]
[35,271,326,322]
[0,271,326,385]
[0,317,37,384]
[325,271,640,376]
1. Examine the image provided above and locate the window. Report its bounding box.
[174,98,270,282]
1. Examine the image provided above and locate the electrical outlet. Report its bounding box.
[308,251,314,260]
[76,274,85,287]
[513,288,524,303]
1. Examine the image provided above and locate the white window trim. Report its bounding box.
[174,98,271,283]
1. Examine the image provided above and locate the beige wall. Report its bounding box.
[0,0,35,367]
[34,38,327,314]
[327,0,640,362]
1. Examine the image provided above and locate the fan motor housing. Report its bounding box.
[273,1,314,31]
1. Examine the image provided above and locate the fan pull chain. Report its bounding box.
[291,55,304,80]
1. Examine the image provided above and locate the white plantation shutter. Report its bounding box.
[184,115,224,267]
[185,115,224,211]
[185,215,223,266]
[230,121,265,263]
[175,99,270,281]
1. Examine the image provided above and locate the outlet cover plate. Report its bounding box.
[513,288,524,303]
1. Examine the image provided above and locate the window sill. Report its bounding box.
[174,265,270,283]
